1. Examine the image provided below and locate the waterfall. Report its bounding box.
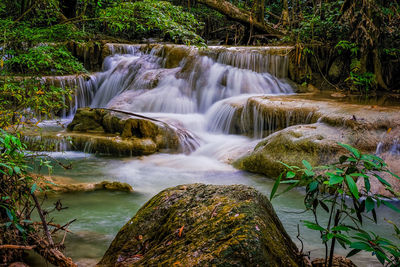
[48,44,293,119]
[37,43,297,154]
[206,96,317,138]
[44,75,97,118]
[95,45,293,114]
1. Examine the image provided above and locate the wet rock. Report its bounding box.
[94,181,133,192]
[66,41,103,71]
[233,95,400,197]
[39,176,133,193]
[65,108,191,155]
[311,255,357,267]
[235,123,348,178]
[328,58,346,82]
[98,184,305,267]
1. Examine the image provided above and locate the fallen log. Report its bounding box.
[197,0,284,37]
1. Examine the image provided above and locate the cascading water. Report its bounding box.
[51,43,295,150]
[29,44,399,267]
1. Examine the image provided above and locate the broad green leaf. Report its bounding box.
[382,201,400,213]
[286,171,295,178]
[345,175,359,199]
[373,174,391,187]
[308,181,318,192]
[302,220,325,232]
[30,183,37,194]
[6,208,14,221]
[332,225,350,232]
[15,223,25,234]
[270,173,282,200]
[304,169,315,176]
[364,177,371,192]
[350,242,372,251]
[302,159,312,170]
[338,143,360,158]
[365,197,375,212]
[347,249,361,257]
[329,175,344,185]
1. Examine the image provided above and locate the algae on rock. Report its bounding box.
[99,183,304,267]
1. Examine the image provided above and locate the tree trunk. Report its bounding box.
[282,0,290,26]
[254,0,265,24]
[197,0,283,36]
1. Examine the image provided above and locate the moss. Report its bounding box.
[64,108,187,155]
[98,184,303,267]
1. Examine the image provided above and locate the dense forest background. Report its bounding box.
[0,1,400,265]
[1,0,399,91]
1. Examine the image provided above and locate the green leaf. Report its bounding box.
[347,249,361,257]
[329,175,344,185]
[270,173,282,200]
[30,183,37,194]
[338,143,360,158]
[15,223,25,234]
[286,171,295,178]
[375,250,387,265]
[6,208,14,221]
[280,180,298,184]
[350,242,372,251]
[345,175,359,199]
[364,177,371,192]
[382,201,400,213]
[365,197,375,212]
[302,220,325,232]
[332,225,350,232]
[373,174,391,187]
[305,169,315,176]
[308,181,318,192]
[302,160,312,170]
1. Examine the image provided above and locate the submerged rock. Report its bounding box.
[98,184,304,267]
[39,176,133,193]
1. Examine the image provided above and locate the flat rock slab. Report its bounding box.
[234,95,400,197]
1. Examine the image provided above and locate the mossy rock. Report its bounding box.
[234,123,347,178]
[98,183,304,267]
[65,108,194,155]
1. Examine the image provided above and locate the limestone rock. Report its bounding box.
[312,255,357,267]
[38,176,133,193]
[98,184,304,267]
[233,95,400,197]
[65,108,198,155]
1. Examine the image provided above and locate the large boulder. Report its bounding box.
[98,184,304,267]
[65,108,199,155]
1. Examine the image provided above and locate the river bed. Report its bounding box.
[27,149,399,267]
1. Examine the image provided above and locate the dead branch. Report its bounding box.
[0,245,36,250]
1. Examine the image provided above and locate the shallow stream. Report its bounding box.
[28,44,400,266]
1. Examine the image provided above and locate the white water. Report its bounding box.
[28,44,399,267]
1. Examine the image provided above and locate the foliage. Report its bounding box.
[4,45,86,75]
[270,143,400,267]
[347,72,376,94]
[0,77,72,129]
[335,41,376,94]
[293,1,347,43]
[101,0,205,46]
[0,129,74,265]
[336,41,359,57]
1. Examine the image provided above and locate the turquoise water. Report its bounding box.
[30,151,400,267]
